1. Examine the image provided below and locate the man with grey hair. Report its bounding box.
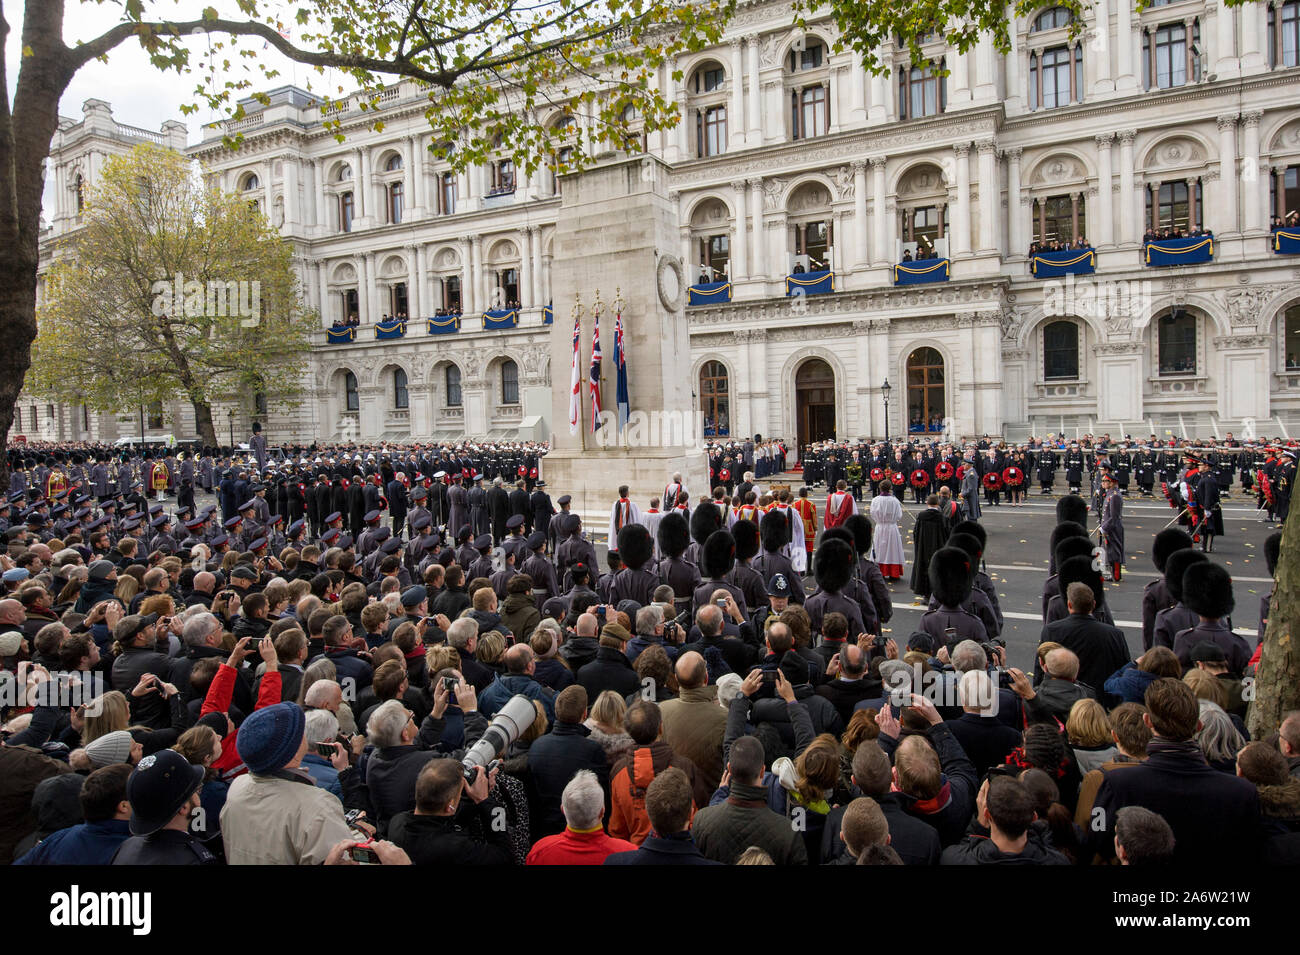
[525,769,637,864]
[365,677,485,832]
[171,611,245,705]
[479,643,555,720]
[627,603,677,664]
[448,617,493,692]
[947,669,1022,778]
[301,708,345,798]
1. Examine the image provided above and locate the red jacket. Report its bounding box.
[202,662,282,780]
[525,827,636,865]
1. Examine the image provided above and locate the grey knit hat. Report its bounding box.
[85,729,135,768]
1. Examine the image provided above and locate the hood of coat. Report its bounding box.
[1258,777,1300,821]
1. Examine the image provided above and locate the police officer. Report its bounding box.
[111,750,216,865]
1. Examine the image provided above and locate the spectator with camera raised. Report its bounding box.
[818,639,887,726]
[627,603,680,663]
[1008,648,1095,725]
[940,774,1071,865]
[388,759,512,865]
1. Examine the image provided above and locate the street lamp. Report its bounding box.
[881,379,892,442]
[227,408,235,447]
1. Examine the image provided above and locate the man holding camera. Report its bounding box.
[388,761,512,866]
[627,604,683,663]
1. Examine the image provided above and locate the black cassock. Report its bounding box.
[909,508,949,598]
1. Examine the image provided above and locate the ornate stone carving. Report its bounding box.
[1001,348,1030,362]
[1094,133,1114,148]
[762,177,788,210]
[1118,129,1137,145]
[998,307,1022,341]
[1092,342,1146,356]
[869,156,887,170]
[1214,335,1272,349]
[1224,286,1286,328]
[760,34,780,67]
[832,165,855,199]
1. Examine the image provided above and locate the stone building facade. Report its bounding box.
[23,0,1300,449]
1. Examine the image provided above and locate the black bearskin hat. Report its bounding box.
[950,520,986,550]
[1058,554,1104,609]
[1164,548,1201,600]
[691,504,723,547]
[814,537,854,595]
[947,532,982,563]
[1055,495,1089,529]
[657,512,690,559]
[930,547,974,609]
[1152,528,1193,573]
[1054,536,1095,571]
[1265,531,1282,578]
[1183,562,1234,620]
[1164,549,1208,603]
[616,524,653,571]
[1051,521,1088,552]
[760,509,790,552]
[844,513,875,556]
[821,526,852,547]
[702,529,736,579]
[732,519,760,562]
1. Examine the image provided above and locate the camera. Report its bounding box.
[996,668,1013,690]
[348,844,380,864]
[442,676,459,693]
[461,694,536,783]
[315,741,339,758]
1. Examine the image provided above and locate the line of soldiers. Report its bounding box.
[704,437,789,493]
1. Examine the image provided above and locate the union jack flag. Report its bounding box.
[590,310,603,431]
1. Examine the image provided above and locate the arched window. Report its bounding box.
[446,366,462,407]
[1032,7,1073,31]
[394,368,409,409]
[501,360,519,405]
[335,164,352,182]
[344,371,359,411]
[242,173,260,192]
[1284,305,1300,370]
[1157,310,1197,375]
[1043,321,1080,380]
[906,347,945,433]
[385,154,403,172]
[700,360,729,437]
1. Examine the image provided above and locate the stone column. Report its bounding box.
[677,90,691,158]
[1216,114,1239,233]
[729,39,745,149]
[1006,18,1024,112]
[317,260,330,326]
[973,36,996,103]
[952,143,972,255]
[977,139,998,252]
[868,50,888,122]
[1242,111,1264,231]
[1118,129,1137,243]
[731,180,748,280]
[1093,0,1114,91]
[471,235,486,311]
[1094,134,1115,245]
[763,79,784,144]
[281,158,298,233]
[948,50,971,106]
[460,238,475,315]
[850,56,866,124]
[871,157,889,264]
[405,245,420,318]
[746,36,763,145]
[314,159,328,233]
[1216,0,1239,77]
[357,149,371,222]
[405,134,422,217]
[361,253,375,324]
[531,228,545,306]
[827,66,842,134]
[852,160,869,268]
[1116,0,1137,90]
[1240,1,1265,71]
[1005,148,1025,255]
[520,228,534,309]
[748,177,765,280]
[416,244,431,319]
[680,225,693,280]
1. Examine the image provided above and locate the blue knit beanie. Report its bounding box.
[237,702,306,774]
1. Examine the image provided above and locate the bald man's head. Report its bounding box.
[1044,647,1080,681]
[840,643,867,678]
[575,613,598,638]
[193,571,216,594]
[675,651,708,690]
[696,604,723,638]
[0,599,24,627]
[504,643,535,675]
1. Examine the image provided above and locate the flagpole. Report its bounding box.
[614,286,628,450]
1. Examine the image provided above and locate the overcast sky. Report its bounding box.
[5,0,344,142]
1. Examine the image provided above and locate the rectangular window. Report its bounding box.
[446,367,462,407]
[699,106,727,157]
[490,160,515,195]
[793,86,828,139]
[391,282,408,317]
[388,183,403,224]
[699,68,725,92]
[339,191,354,233]
[502,362,519,405]
[899,63,944,120]
[439,173,457,215]
[444,277,462,313]
[1041,47,1072,108]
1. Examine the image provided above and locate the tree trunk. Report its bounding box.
[0,254,40,486]
[192,398,218,448]
[1248,510,1300,737]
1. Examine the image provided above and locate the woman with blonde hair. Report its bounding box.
[1065,698,1116,773]
[113,575,139,606]
[585,690,634,763]
[81,690,130,745]
[769,732,845,860]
